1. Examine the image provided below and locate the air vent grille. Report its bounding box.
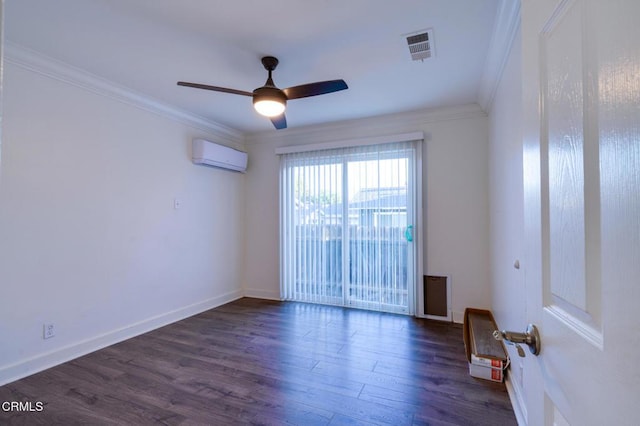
[405,29,434,61]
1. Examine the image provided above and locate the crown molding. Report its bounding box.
[4,41,244,145]
[477,0,521,112]
[246,103,486,145]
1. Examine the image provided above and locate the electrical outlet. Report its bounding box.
[43,323,55,339]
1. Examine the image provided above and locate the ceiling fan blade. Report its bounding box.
[283,80,348,100]
[270,113,287,130]
[177,81,253,97]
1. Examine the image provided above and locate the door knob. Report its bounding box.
[493,324,541,356]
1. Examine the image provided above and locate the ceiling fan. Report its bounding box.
[177,56,348,130]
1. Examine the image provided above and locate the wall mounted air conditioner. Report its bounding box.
[192,138,248,173]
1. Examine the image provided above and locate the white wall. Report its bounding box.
[244,105,491,322]
[487,25,525,418]
[0,59,246,385]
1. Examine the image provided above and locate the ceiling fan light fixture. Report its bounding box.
[253,87,287,117]
[254,99,286,117]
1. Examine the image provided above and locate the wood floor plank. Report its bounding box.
[0,298,516,425]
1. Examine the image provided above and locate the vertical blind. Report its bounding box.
[279,140,418,314]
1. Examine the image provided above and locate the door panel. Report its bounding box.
[541,0,602,345]
[346,155,413,313]
[544,0,588,312]
[522,0,640,424]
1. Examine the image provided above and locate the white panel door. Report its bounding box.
[522,0,640,424]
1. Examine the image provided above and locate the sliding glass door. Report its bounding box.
[280,141,417,314]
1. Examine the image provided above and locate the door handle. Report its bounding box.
[404,225,413,242]
[493,324,541,356]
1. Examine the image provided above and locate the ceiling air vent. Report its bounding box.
[405,29,434,61]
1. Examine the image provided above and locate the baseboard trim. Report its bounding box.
[243,288,281,301]
[0,290,243,386]
[505,374,527,425]
[452,310,465,324]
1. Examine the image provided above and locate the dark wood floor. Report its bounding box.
[0,298,516,425]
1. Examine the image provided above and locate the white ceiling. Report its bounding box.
[5,0,503,134]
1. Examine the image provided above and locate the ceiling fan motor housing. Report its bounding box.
[253,86,287,103]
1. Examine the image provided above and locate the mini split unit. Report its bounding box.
[192,139,248,173]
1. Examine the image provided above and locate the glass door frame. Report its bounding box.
[278,133,424,317]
